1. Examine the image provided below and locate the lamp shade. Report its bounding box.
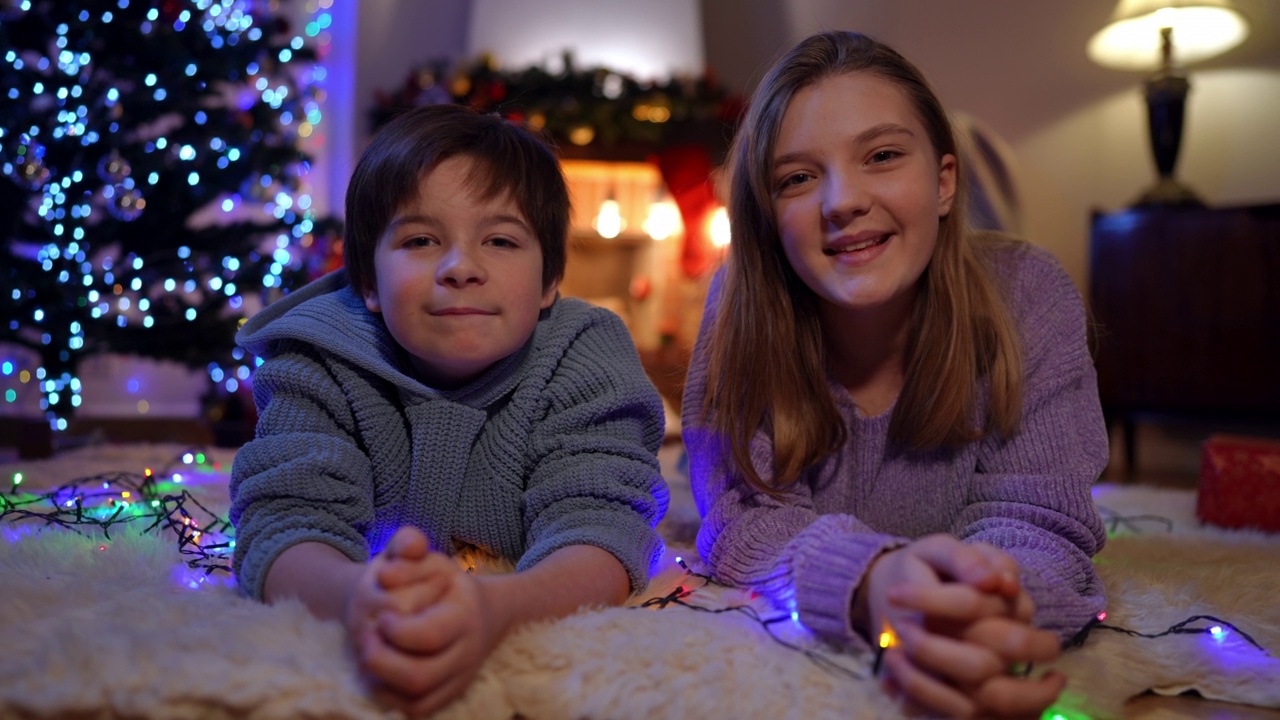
[1087,0,1249,70]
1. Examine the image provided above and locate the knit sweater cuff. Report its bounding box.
[1019,556,1105,642]
[791,530,907,649]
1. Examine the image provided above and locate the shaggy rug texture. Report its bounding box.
[1,443,1277,720]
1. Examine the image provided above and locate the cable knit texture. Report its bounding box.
[683,242,1108,650]
[229,270,669,601]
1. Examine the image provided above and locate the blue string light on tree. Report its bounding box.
[0,0,334,429]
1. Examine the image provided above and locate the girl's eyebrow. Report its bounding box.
[773,122,916,167]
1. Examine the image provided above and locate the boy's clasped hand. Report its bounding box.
[347,527,499,718]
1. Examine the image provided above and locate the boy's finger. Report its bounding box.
[362,631,458,698]
[380,574,452,616]
[378,604,464,654]
[378,552,455,590]
[384,526,431,561]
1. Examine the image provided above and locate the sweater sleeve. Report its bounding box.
[520,309,670,595]
[952,248,1109,641]
[228,341,378,601]
[682,272,906,649]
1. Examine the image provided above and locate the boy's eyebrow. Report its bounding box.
[773,123,916,167]
[385,212,533,232]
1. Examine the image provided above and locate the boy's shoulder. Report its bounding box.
[235,270,405,377]
[538,296,636,353]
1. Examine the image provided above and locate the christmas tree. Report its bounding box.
[0,0,331,430]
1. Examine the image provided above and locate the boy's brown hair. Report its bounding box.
[343,104,569,297]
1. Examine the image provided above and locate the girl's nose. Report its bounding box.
[821,170,870,226]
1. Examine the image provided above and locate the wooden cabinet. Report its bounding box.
[1088,203,1280,471]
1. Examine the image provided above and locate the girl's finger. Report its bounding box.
[894,622,1006,688]
[888,582,1013,622]
[911,535,1008,592]
[961,616,1062,664]
[882,646,977,719]
[972,670,1069,718]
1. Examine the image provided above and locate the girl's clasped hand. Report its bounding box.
[866,536,1067,718]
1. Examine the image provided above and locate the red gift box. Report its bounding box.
[1197,434,1280,533]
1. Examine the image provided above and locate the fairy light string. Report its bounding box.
[1,447,234,575]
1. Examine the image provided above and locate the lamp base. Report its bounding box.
[1133,176,1204,207]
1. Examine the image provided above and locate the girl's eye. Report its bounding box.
[405,236,435,248]
[778,172,813,190]
[487,236,518,248]
[870,150,900,164]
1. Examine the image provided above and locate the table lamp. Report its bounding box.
[1087,0,1249,205]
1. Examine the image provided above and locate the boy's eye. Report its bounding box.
[486,236,519,248]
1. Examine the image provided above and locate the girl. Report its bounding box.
[683,31,1107,719]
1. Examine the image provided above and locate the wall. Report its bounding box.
[701,0,1280,289]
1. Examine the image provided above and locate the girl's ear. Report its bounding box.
[937,153,958,217]
[540,279,561,310]
[364,288,382,314]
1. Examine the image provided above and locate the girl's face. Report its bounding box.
[770,71,956,319]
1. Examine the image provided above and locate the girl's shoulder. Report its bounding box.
[975,232,1080,313]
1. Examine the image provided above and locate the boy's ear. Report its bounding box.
[364,288,382,314]
[937,153,958,217]
[540,279,560,310]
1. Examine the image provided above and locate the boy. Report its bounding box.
[229,104,669,716]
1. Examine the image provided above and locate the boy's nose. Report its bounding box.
[437,246,485,286]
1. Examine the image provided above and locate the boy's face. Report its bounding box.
[364,155,558,389]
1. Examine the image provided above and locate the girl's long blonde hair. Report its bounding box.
[701,31,1024,494]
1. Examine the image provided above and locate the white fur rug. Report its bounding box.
[1,443,1277,720]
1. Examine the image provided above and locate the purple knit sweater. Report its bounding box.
[682,242,1108,650]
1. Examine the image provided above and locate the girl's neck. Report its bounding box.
[819,289,916,417]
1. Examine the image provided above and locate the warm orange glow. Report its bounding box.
[594,198,625,239]
[709,206,731,248]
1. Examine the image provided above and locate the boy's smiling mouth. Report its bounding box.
[432,307,497,316]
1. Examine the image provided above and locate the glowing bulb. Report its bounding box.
[790,611,800,623]
[879,630,894,649]
[709,206,731,248]
[1210,625,1225,640]
[594,198,624,239]
[642,197,681,241]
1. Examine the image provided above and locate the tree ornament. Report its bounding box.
[107,184,146,221]
[12,152,52,190]
[10,136,51,190]
[97,150,132,183]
